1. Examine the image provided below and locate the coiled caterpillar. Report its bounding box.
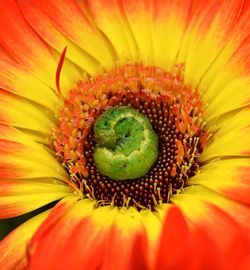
[94,106,158,181]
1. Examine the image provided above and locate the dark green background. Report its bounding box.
[0,201,57,241]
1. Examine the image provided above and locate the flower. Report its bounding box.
[0,0,250,269]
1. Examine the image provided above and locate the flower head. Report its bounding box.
[0,0,250,269]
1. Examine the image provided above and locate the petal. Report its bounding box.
[120,0,153,64]
[0,0,79,94]
[224,228,250,270]
[171,0,250,119]
[202,49,250,121]
[28,199,110,269]
[154,208,250,270]
[28,198,163,269]
[127,232,148,270]
[202,0,250,84]
[98,207,160,268]
[202,109,250,160]
[189,159,250,205]
[188,1,250,116]
[152,0,191,70]
[0,211,50,270]
[204,80,250,122]
[0,58,60,110]
[154,207,192,270]
[201,75,249,122]
[178,0,245,85]
[84,0,138,62]
[18,0,100,74]
[187,228,223,270]
[22,0,115,68]
[154,207,226,270]
[0,125,67,180]
[0,179,72,218]
[0,89,54,134]
[0,45,13,62]
[172,185,250,246]
[29,199,105,270]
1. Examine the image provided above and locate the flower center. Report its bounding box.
[51,64,210,211]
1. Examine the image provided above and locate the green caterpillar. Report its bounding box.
[93,106,158,181]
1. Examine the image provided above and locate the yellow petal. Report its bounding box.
[202,109,250,160]
[0,125,67,180]
[0,90,54,135]
[0,210,50,270]
[189,158,250,205]
[0,179,73,218]
[172,185,250,233]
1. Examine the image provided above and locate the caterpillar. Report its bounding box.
[94,106,158,181]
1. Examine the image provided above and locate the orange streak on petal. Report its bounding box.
[221,165,250,205]
[0,0,55,70]
[26,0,114,66]
[56,47,67,96]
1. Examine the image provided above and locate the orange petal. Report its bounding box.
[178,0,245,85]
[18,0,100,74]
[0,0,79,94]
[223,0,250,76]
[154,207,192,270]
[154,207,223,270]
[224,228,250,270]
[185,1,250,117]
[22,0,115,68]
[172,186,250,247]
[28,199,106,270]
[28,198,153,269]
[0,211,50,270]
[126,232,148,270]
